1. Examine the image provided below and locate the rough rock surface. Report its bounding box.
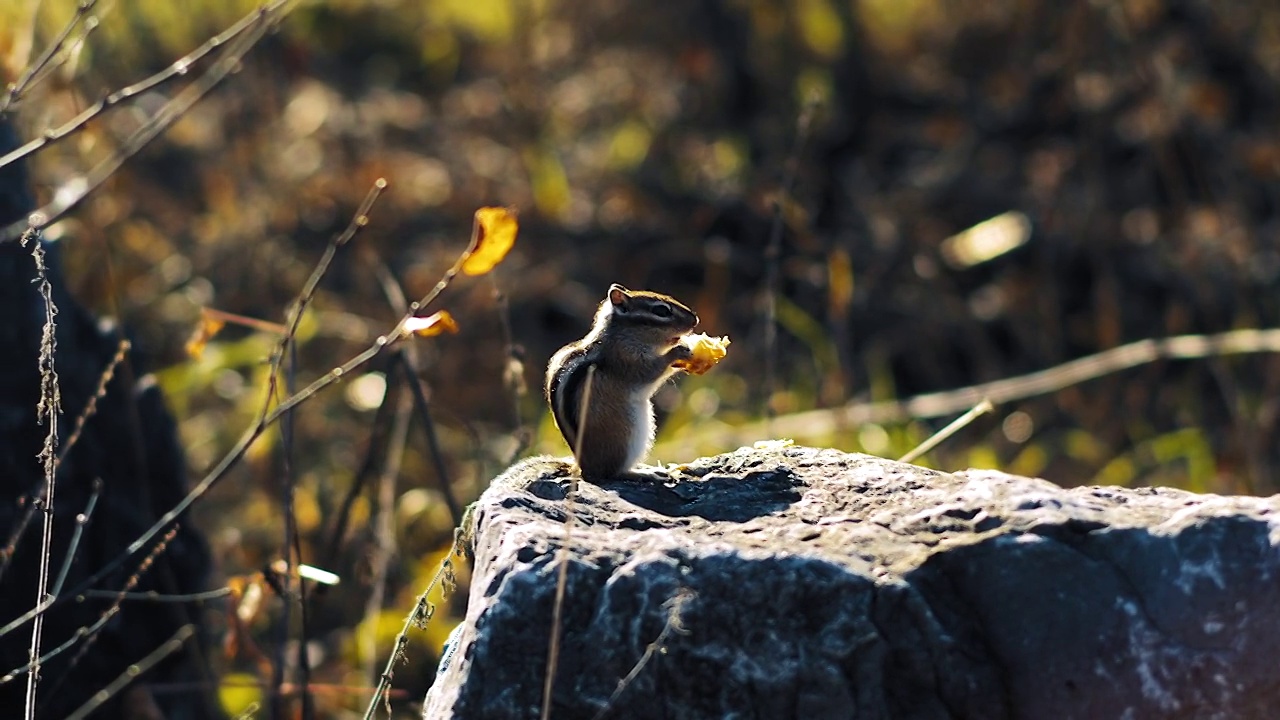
[0,118,218,718]
[425,445,1280,720]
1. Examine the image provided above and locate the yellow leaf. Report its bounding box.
[797,0,844,59]
[524,146,571,218]
[674,333,731,375]
[403,310,460,337]
[218,672,263,717]
[461,206,518,276]
[827,247,855,320]
[185,309,226,359]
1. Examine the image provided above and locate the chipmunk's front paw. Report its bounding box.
[667,343,695,364]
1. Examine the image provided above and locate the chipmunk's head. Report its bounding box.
[598,283,698,347]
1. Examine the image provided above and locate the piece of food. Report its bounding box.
[674,333,731,375]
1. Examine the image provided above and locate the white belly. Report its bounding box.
[622,387,657,470]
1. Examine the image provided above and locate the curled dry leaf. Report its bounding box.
[461,206,518,276]
[674,333,731,375]
[185,309,226,359]
[403,310,460,337]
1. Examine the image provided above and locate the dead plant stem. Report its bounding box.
[22,228,60,720]
[540,365,596,720]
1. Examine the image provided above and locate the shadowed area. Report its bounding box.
[0,117,220,720]
[430,446,1280,719]
[597,468,803,522]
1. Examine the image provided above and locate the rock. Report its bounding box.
[0,118,219,719]
[425,445,1280,720]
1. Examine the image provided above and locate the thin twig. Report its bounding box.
[63,624,195,720]
[15,16,101,107]
[254,180,387,718]
[292,466,315,720]
[272,341,301,719]
[2,0,295,241]
[491,274,529,463]
[371,259,409,313]
[140,678,411,698]
[49,480,101,598]
[590,589,694,720]
[397,354,463,527]
[3,529,176,685]
[257,175,376,719]
[198,307,288,335]
[81,587,235,603]
[42,530,178,701]
[761,97,817,428]
[0,0,101,113]
[264,178,388,411]
[23,227,60,720]
[1,339,124,595]
[668,327,1280,455]
[0,0,286,171]
[361,388,412,687]
[321,356,399,574]
[371,259,464,526]
[0,192,480,642]
[898,399,994,464]
[55,340,129,472]
[362,556,457,719]
[541,365,596,720]
[0,500,38,585]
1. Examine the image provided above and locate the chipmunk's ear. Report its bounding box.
[608,284,630,308]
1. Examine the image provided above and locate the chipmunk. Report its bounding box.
[545,284,699,480]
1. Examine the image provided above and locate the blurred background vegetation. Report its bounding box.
[4,0,1280,716]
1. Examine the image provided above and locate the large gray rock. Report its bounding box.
[425,445,1280,719]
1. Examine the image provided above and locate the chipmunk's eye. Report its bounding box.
[653,304,673,318]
